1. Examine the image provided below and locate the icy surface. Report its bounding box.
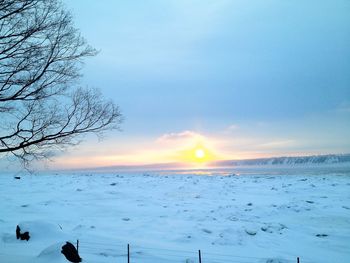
[1,168,350,263]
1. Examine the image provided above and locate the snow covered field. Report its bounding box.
[1,167,350,263]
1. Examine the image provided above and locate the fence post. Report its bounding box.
[127,243,130,263]
[297,257,300,263]
[198,249,202,263]
[76,239,79,253]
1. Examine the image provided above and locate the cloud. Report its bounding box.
[227,124,239,131]
[156,130,203,143]
[257,140,297,149]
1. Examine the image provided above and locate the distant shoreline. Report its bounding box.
[51,153,350,173]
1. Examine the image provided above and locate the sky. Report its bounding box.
[9,0,350,170]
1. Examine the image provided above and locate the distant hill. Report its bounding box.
[225,154,350,166]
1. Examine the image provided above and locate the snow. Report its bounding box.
[1,168,350,263]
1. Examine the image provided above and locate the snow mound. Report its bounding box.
[36,242,67,263]
[17,221,66,241]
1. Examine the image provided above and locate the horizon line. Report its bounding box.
[48,152,350,173]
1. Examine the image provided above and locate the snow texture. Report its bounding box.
[1,168,350,263]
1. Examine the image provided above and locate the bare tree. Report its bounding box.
[0,0,122,165]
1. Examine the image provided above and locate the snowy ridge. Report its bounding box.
[229,154,350,166]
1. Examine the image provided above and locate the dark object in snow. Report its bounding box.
[20,232,30,241]
[16,225,20,239]
[316,233,328,238]
[16,225,30,241]
[61,242,82,263]
[245,229,257,236]
[14,176,21,180]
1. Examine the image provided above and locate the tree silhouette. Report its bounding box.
[0,0,122,165]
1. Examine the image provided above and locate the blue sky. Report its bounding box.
[41,0,350,168]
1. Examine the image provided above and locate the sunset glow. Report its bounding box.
[1,1,349,262]
[174,143,216,166]
[12,0,348,172]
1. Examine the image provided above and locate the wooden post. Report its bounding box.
[297,257,300,263]
[198,249,202,263]
[127,243,130,263]
[76,239,79,253]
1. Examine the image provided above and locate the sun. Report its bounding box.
[175,142,216,165]
[195,148,205,159]
[190,145,213,163]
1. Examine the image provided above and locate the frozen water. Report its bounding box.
[0,167,349,263]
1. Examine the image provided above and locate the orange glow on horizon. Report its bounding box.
[49,148,297,170]
[48,131,300,170]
